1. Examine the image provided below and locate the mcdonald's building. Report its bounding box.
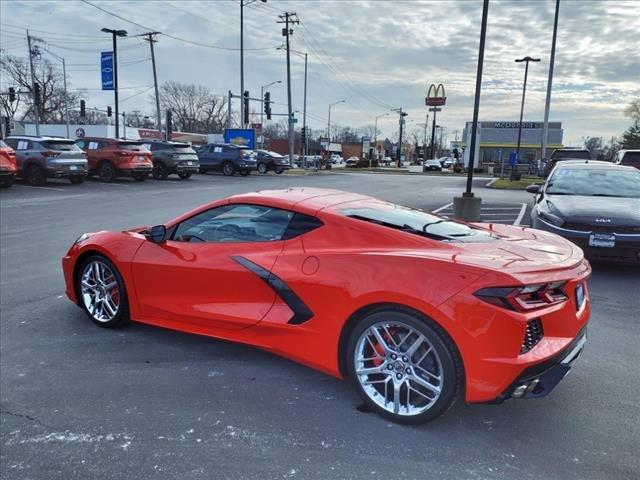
[461,121,564,169]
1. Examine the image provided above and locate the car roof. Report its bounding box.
[555,160,637,171]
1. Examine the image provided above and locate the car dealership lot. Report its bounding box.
[1,173,639,480]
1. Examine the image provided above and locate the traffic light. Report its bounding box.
[8,87,16,103]
[80,99,86,118]
[243,90,250,126]
[300,126,306,145]
[264,91,271,121]
[107,106,112,117]
[33,83,41,108]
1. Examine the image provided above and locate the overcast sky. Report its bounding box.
[1,0,639,144]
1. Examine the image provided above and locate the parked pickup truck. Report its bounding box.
[196,143,257,176]
[142,140,200,180]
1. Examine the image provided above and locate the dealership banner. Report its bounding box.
[101,52,114,91]
[224,129,256,149]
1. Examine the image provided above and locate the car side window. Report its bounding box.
[4,138,17,148]
[76,140,87,150]
[214,146,223,153]
[172,204,294,243]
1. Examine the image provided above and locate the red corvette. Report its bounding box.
[62,188,590,423]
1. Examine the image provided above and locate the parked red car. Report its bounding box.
[62,188,590,424]
[75,137,152,182]
[0,139,17,188]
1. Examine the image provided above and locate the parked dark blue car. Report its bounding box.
[196,143,257,176]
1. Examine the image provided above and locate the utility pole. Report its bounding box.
[278,11,299,167]
[227,90,232,130]
[393,108,407,168]
[101,28,127,139]
[541,0,560,162]
[372,112,388,167]
[302,52,308,159]
[144,32,162,135]
[26,30,40,136]
[514,56,540,179]
[122,112,126,139]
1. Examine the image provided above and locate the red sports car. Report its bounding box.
[62,188,590,424]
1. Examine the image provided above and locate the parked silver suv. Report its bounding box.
[142,140,200,180]
[4,135,88,185]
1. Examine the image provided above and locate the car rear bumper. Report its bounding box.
[118,166,152,176]
[174,163,200,173]
[46,167,87,178]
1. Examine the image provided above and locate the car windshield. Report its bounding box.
[340,203,496,242]
[546,168,640,198]
[42,140,81,151]
[552,150,591,160]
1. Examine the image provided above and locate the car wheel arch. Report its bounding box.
[336,302,466,393]
[72,248,118,305]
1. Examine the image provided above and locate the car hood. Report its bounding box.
[544,195,640,225]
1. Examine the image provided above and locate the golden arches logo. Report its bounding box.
[426,83,446,106]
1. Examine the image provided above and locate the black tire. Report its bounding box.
[25,164,46,186]
[177,172,192,179]
[69,176,85,184]
[152,162,168,180]
[76,255,130,328]
[222,162,235,176]
[240,170,250,176]
[257,162,268,174]
[98,161,116,183]
[346,308,460,424]
[275,169,284,175]
[134,174,147,182]
[0,175,15,188]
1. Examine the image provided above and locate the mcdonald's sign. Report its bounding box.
[425,83,446,107]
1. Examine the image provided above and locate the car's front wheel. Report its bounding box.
[222,162,235,176]
[77,255,130,328]
[347,308,460,424]
[98,162,116,183]
[257,162,268,174]
[152,162,168,180]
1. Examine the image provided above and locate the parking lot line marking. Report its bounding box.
[481,207,523,210]
[513,203,527,226]
[13,184,66,192]
[433,202,453,213]
[482,213,522,216]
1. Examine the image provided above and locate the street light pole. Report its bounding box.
[260,80,281,149]
[26,30,40,136]
[327,99,345,145]
[541,0,560,162]
[372,112,389,166]
[454,0,490,222]
[40,45,70,138]
[101,28,127,139]
[514,56,540,179]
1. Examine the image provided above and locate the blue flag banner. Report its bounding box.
[101,52,114,91]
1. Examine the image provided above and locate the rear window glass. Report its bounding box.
[118,141,147,151]
[622,152,640,162]
[341,203,496,242]
[552,150,591,160]
[42,141,81,151]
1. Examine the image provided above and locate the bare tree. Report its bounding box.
[156,81,227,134]
[0,51,83,124]
[357,124,379,140]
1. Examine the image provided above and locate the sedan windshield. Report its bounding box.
[546,168,640,198]
[341,203,495,242]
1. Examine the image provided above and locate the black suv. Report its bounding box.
[196,143,257,176]
[255,150,291,174]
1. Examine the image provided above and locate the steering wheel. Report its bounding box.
[215,223,242,241]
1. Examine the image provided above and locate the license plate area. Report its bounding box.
[69,165,79,171]
[138,155,146,161]
[588,233,615,248]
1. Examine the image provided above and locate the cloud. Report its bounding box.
[1,0,638,142]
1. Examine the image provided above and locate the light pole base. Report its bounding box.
[453,195,482,222]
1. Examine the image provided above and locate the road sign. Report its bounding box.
[75,127,85,138]
[101,52,114,91]
[428,107,442,112]
[288,117,298,124]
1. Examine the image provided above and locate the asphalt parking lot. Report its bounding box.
[1,172,638,480]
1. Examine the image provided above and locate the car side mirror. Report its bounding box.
[526,184,541,194]
[148,225,167,243]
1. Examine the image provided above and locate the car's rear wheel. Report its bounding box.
[0,175,15,188]
[222,162,235,176]
[78,255,129,328]
[152,162,168,180]
[25,164,46,186]
[98,162,116,183]
[177,172,192,179]
[347,309,459,424]
[257,162,268,174]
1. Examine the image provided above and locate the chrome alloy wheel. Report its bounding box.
[80,260,120,322]
[354,321,443,416]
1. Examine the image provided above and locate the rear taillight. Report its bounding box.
[475,282,568,311]
[41,151,60,158]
